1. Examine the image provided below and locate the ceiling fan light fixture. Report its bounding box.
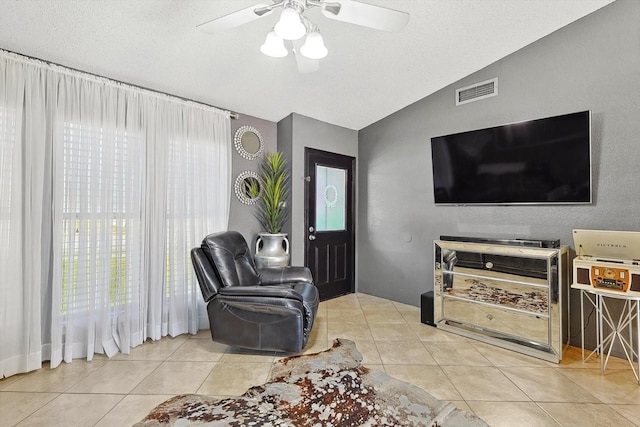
[300,31,328,59]
[274,7,306,40]
[260,31,288,57]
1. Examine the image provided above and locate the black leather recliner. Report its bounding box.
[191,231,319,353]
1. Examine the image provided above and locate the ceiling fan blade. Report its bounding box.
[321,0,409,32]
[292,40,320,74]
[197,4,273,34]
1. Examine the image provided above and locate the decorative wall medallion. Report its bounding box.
[234,171,261,205]
[233,125,264,160]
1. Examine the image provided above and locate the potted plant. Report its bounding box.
[253,151,291,268]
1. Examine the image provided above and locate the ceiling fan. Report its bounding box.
[197,0,409,73]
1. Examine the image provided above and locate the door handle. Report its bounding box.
[308,235,316,241]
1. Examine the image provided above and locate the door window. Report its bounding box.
[315,165,346,231]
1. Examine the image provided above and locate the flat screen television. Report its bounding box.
[430,110,592,205]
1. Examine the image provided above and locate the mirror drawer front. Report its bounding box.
[443,270,549,316]
[442,297,550,345]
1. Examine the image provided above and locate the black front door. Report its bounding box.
[304,148,355,300]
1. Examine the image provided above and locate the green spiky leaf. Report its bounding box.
[255,152,290,233]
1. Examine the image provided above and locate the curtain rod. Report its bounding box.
[0,48,240,120]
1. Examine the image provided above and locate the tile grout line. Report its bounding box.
[532,401,565,427]
[90,337,189,426]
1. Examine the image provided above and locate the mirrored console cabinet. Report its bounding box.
[434,240,569,362]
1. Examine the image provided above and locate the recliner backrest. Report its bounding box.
[191,248,223,301]
[201,231,261,287]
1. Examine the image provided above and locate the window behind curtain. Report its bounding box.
[164,129,220,334]
[1,50,231,372]
[60,122,143,317]
[166,136,191,299]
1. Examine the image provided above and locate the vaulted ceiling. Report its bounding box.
[0,0,615,129]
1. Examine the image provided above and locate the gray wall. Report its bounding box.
[357,0,640,345]
[228,112,358,269]
[228,114,277,248]
[278,113,359,267]
[277,114,295,245]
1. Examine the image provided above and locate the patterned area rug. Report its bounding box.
[133,338,488,427]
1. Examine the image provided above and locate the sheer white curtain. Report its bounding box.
[145,101,230,341]
[0,54,48,377]
[49,76,148,365]
[0,50,231,375]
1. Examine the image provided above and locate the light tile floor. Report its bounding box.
[2,292,640,426]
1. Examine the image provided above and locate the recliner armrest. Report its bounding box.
[258,266,314,286]
[218,285,304,302]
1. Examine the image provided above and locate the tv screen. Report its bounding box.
[430,111,591,205]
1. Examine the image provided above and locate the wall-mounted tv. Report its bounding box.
[430,110,592,205]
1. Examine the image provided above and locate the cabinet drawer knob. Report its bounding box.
[485,261,494,269]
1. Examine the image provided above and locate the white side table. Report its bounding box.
[572,283,640,384]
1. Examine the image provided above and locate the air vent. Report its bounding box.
[456,78,498,106]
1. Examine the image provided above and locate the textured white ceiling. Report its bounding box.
[0,0,614,130]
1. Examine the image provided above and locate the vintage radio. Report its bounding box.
[573,258,640,294]
[572,229,640,295]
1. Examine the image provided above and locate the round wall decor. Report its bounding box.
[233,125,264,160]
[234,170,262,205]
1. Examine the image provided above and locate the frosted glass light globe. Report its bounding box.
[260,31,288,57]
[274,7,306,40]
[300,31,328,59]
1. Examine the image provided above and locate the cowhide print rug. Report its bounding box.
[133,338,488,427]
